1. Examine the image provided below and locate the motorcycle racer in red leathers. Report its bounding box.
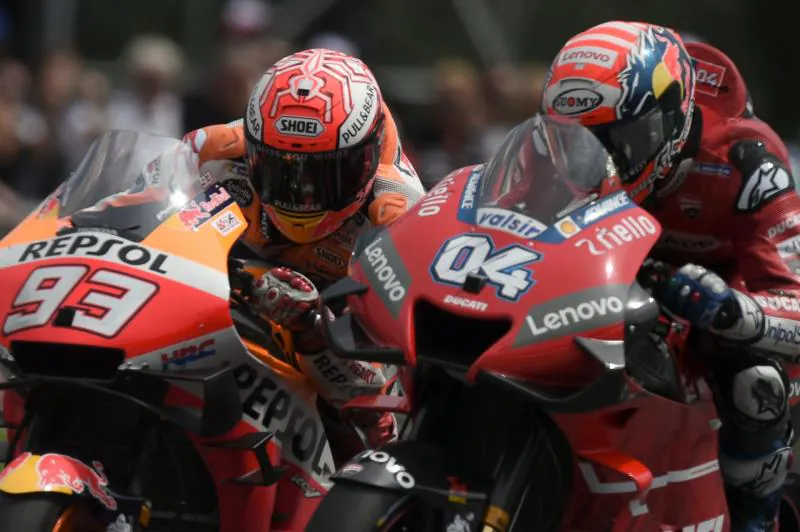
[543,21,797,531]
[183,49,425,462]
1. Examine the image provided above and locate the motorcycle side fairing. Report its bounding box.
[327,161,730,530]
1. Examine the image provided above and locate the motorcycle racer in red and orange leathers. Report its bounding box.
[183,49,425,462]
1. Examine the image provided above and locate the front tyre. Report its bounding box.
[0,493,106,532]
[306,482,428,532]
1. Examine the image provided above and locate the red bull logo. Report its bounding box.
[176,184,234,230]
[37,195,60,218]
[0,451,32,483]
[36,453,118,510]
[177,202,211,229]
[199,188,231,212]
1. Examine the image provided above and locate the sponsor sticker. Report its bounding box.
[574,215,658,255]
[161,338,217,369]
[443,294,488,312]
[577,192,631,225]
[290,474,323,498]
[338,464,363,477]
[234,363,335,480]
[558,46,618,68]
[222,178,254,207]
[790,380,800,399]
[767,213,800,239]
[357,450,415,489]
[211,211,243,237]
[693,58,727,97]
[534,192,637,244]
[313,246,346,268]
[761,316,800,357]
[360,233,412,317]
[552,88,604,115]
[657,231,723,252]
[16,233,169,275]
[275,115,324,137]
[177,184,234,231]
[474,207,547,240]
[515,284,628,346]
[554,216,581,239]
[457,167,483,222]
[755,294,800,313]
[340,84,378,147]
[418,168,476,218]
[692,162,732,177]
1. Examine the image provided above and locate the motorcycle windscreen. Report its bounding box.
[55,130,211,242]
[476,115,620,233]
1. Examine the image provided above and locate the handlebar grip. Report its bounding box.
[228,257,256,297]
[636,258,672,299]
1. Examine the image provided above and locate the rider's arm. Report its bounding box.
[294,334,392,406]
[183,119,245,165]
[716,136,800,363]
[366,105,426,226]
[293,313,397,450]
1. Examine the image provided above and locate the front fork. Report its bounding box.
[407,369,544,532]
[481,420,542,532]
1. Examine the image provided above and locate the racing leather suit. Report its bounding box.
[649,42,797,525]
[183,104,425,461]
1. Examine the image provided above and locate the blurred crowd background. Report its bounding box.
[0,0,798,234]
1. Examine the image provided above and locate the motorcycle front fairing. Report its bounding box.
[0,130,253,525]
[320,116,727,531]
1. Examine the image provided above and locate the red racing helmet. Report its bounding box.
[541,21,696,204]
[243,48,385,244]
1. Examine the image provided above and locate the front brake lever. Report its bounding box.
[637,258,673,300]
[227,257,256,298]
[227,260,267,327]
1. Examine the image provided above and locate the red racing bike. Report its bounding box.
[307,116,800,531]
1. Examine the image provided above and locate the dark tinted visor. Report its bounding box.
[589,83,684,181]
[591,107,675,180]
[248,129,382,213]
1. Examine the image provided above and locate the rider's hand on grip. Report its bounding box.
[251,267,321,333]
[661,263,739,330]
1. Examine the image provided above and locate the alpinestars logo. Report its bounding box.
[744,449,791,495]
[736,161,792,212]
